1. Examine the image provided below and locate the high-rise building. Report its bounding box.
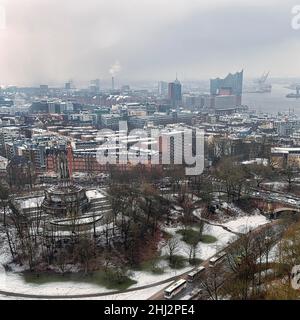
[90,79,100,93]
[182,94,203,109]
[158,81,168,96]
[65,82,71,90]
[210,70,243,106]
[40,85,49,95]
[0,127,20,157]
[168,78,182,108]
[57,101,74,113]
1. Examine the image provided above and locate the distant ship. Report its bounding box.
[286,87,300,99]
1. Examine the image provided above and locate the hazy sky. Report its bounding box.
[0,0,300,86]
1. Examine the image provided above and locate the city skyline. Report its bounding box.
[0,0,300,86]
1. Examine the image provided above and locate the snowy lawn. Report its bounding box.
[161,224,235,262]
[0,213,270,299]
[222,214,269,234]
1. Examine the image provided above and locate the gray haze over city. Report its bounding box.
[3,0,300,304]
[1,0,300,86]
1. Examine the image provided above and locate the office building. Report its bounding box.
[168,78,182,108]
[158,81,168,96]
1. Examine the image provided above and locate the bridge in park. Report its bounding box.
[269,207,300,219]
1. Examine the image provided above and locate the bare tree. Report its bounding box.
[215,158,247,202]
[56,248,69,275]
[200,264,225,300]
[186,239,199,265]
[165,237,180,264]
[225,233,258,299]
[245,163,272,188]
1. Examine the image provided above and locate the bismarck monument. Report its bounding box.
[10,147,111,237]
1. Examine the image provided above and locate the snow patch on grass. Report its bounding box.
[222,214,268,234]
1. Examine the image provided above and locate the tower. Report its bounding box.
[57,151,70,182]
[168,76,182,109]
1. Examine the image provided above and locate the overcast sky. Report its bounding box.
[0,0,299,86]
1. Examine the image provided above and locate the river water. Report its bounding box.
[243,84,300,116]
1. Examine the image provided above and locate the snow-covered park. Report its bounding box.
[0,213,269,300]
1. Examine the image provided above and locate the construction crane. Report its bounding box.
[254,71,269,85]
[253,71,272,93]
